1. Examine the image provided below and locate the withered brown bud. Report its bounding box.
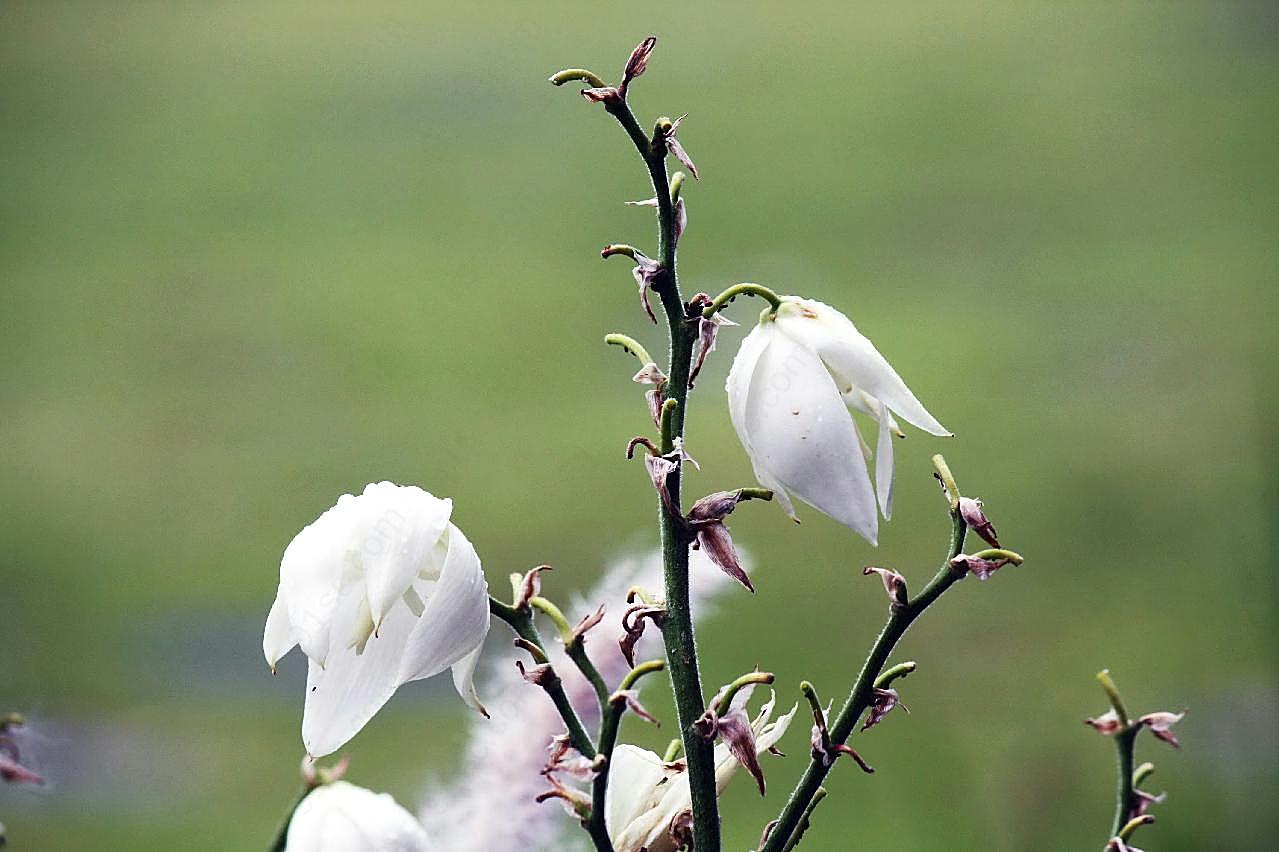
[570,604,606,645]
[958,497,1000,547]
[1138,711,1185,749]
[516,659,558,688]
[668,808,694,851]
[619,37,657,96]
[692,523,754,593]
[535,775,593,820]
[611,688,659,726]
[581,86,621,103]
[619,602,666,667]
[718,708,767,795]
[630,253,662,323]
[645,453,679,513]
[950,553,1011,580]
[1084,709,1124,736]
[660,114,700,179]
[688,310,734,388]
[516,565,552,609]
[863,565,908,608]
[861,687,905,732]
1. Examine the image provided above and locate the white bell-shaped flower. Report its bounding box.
[726,296,950,544]
[286,780,432,851]
[605,691,796,852]
[264,482,490,757]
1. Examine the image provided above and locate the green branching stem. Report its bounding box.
[599,93,719,851]
[488,596,597,761]
[780,787,827,852]
[1110,727,1139,838]
[702,282,783,318]
[1096,670,1139,838]
[528,595,611,712]
[760,455,973,852]
[588,660,666,843]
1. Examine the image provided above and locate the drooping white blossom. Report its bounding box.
[606,690,797,852]
[264,482,490,757]
[726,296,950,544]
[287,780,432,851]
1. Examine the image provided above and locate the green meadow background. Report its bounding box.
[2,2,1275,849]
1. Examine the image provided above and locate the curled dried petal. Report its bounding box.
[645,453,679,512]
[719,708,767,795]
[861,687,903,731]
[668,808,694,850]
[863,565,908,607]
[1085,708,1125,736]
[688,311,733,388]
[695,523,754,593]
[619,603,666,667]
[673,196,688,247]
[834,743,875,774]
[632,362,668,385]
[516,659,558,688]
[1133,788,1167,817]
[580,86,621,103]
[571,604,606,645]
[516,564,552,609]
[950,553,1010,580]
[1138,711,1184,749]
[611,688,660,726]
[645,387,664,429]
[535,775,592,820]
[619,36,657,96]
[665,135,699,180]
[687,491,743,523]
[630,254,662,324]
[958,497,1000,547]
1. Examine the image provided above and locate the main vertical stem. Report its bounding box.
[606,98,718,851]
[1111,728,1137,837]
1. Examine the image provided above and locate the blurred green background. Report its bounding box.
[2,1,1275,849]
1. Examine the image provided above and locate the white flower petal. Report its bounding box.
[740,324,878,543]
[875,399,895,520]
[287,781,432,852]
[301,580,419,757]
[399,523,490,685]
[280,495,360,667]
[449,643,486,717]
[264,587,298,669]
[356,483,453,630]
[607,745,670,851]
[776,298,950,437]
